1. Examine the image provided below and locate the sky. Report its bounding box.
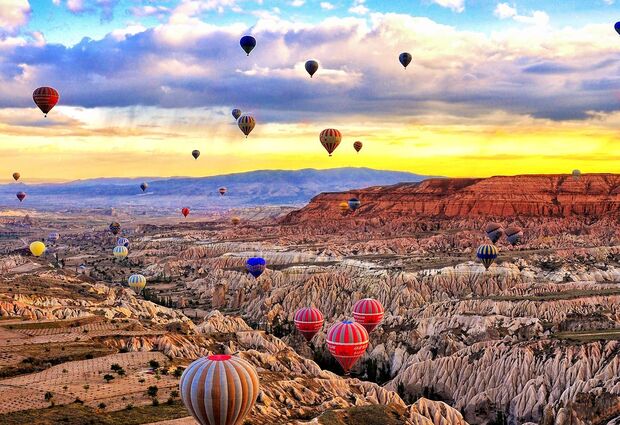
[1,0,620,181]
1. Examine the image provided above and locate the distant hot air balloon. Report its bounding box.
[140,182,148,192]
[219,187,227,196]
[231,216,241,225]
[477,244,498,270]
[47,232,60,244]
[320,128,342,156]
[238,115,256,137]
[12,172,20,181]
[117,237,129,248]
[339,202,349,214]
[109,222,121,235]
[305,60,319,78]
[180,355,259,425]
[615,21,620,36]
[572,169,581,181]
[294,307,324,342]
[113,245,128,259]
[505,226,523,246]
[29,241,46,257]
[240,35,256,56]
[348,198,361,211]
[232,109,242,120]
[16,192,26,202]
[33,87,59,117]
[326,320,369,374]
[128,274,146,293]
[399,52,412,69]
[352,298,384,333]
[485,222,504,244]
[181,207,190,218]
[192,150,200,160]
[246,257,266,278]
[353,141,363,153]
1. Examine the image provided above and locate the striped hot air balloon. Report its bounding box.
[128,274,146,293]
[116,237,129,248]
[353,141,363,153]
[319,128,342,156]
[485,222,504,244]
[326,320,369,374]
[505,226,523,246]
[246,257,266,278]
[238,115,255,137]
[113,246,128,259]
[109,222,121,235]
[348,198,361,211]
[180,355,259,425]
[16,191,26,202]
[294,307,324,342]
[33,87,59,117]
[476,244,498,270]
[47,232,60,244]
[352,298,384,333]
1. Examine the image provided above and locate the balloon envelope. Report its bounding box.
[485,222,504,244]
[192,150,200,160]
[12,172,20,181]
[33,87,59,116]
[113,246,128,258]
[47,232,60,243]
[572,169,581,181]
[140,182,148,192]
[116,237,129,247]
[505,226,523,246]
[219,187,227,195]
[16,192,26,202]
[182,207,190,217]
[320,129,342,156]
[615,21,620,35]
[294,307,324,342]
[348,198,361,211]
[128,274,146,292]
[476,244,498,270]
[305,60,319,77]
[29,241,46,257]
[352,298,384,333]
[246,257,266,278]
[109,222,121,235]
[399,52,412,69]
[238,115,255,137]
[240,35,256,55]
[353,141,363,152]
[232,109,242,120]
[231,216,241,225]
[326,320,369,373]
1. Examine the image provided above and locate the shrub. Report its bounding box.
[146,385,158,398]
[103,374,115,383]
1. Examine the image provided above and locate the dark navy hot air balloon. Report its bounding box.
[140,182,148,192]
[348,198,361,211]
[399,52,412,69]
[232,109,242,120]
[246,257,266,278]
[240,35,256,56]
[192,150,200,160]
[476,244,498,270]
[109,222,121,235]
[615,21,620,36]
[305,60,319,78]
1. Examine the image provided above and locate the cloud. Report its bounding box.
[431,0,465,13]
[128,5,171,18]
[348,0,368,15]
[0,0,31,34]
[494,3,549,26]
[320,2,334,10]
[290,0,305,6]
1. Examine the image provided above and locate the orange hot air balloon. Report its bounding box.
[320,128,342,156]
[218,187,227,196]
[33,87,59,117]
[352,298,384,333]
[12,172,20,181]
[180,355,260,425]
[231,216,241,225]
[181,207,190,217]
[326,320,369,374]
[353,141,363,153]
[294,307,324,342]
[339,202,349,214]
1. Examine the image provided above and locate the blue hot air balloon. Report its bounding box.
[348,198,361,211]
[117,237,129,248]
[476,244,498,270]
[246,257,266,278]
[615,21,620,36]
[240,36,256,56]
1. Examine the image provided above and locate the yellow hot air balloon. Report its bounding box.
[29,241,46,257]
[113,246,128,259]
[339,202,349,214]
[128,274,147,293]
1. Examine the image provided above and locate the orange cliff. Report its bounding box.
[283,174,620,223]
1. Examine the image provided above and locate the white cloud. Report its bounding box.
[431,0,465,13]
[66,0,84,13]
[320,2,334,10]
[349,0,368,15]
[494,2,549,26]
[0,0,31,33]
[290,0,305,6]
[494,2,516,19]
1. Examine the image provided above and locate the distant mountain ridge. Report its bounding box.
[0,168,431,211]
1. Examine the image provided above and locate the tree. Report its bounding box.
[103,374,115,383]
[147,386,158,398]
[173,367,184,378]
[110,364,122,372]
[149,360,160,370]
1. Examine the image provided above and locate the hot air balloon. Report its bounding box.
[477,244,498,270]
[113,246,128,259]
[180,355,259,425]
[33,87,59,117]
[232,109,242,120]
[485,222,504,244]
[246,257,266,278]
[320,128,342,156]
[181,207,190,218]
[12,172,20,181]
[353,141,363,153]
[47,232,60,244]
[231,216,241,226]
[218,187,227,196]
[305,60,319,78]
[348,198,361,211]
[399,52,412,69]
[326,320,369,374]
[572,169,581,181]
[615,21,620,35]
[128,274,146,293]
[240,35,256,56]
[339,202,350,214]
[294,307,324,342]
[505,226,523,246]
[29,241,46,257]
[140,182,148,192]
[192,150,200,160]
[238,115,255,137]
[352,298,384,333]
[117,237,129,248]
[16,192,26,202]
[109,222,121,235]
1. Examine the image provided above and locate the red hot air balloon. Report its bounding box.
[180,355,260,425]
[181,207,190,217]
[320,128,342,156]
[352,298,384,333]
[33,87,59,117]
[294,307,324,342]
[353,141,363,153]
[326,320,369,374]
[16,191,26,202]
